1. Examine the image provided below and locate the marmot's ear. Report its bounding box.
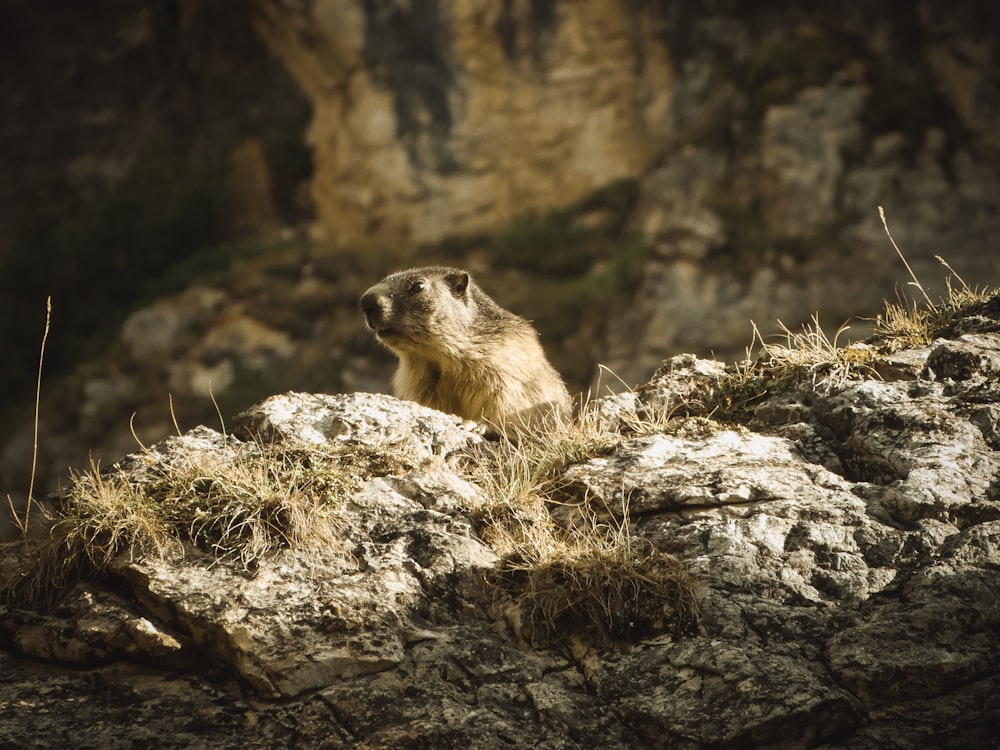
[445,271,470,297]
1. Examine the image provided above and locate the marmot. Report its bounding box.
[360,266,571,431]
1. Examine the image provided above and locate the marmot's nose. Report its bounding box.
[360,291,382,327]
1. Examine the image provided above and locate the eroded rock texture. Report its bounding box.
[3,299,1000,748]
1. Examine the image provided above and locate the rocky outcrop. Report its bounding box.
[2,298,999,748]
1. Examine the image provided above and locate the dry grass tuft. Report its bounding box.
[157,445,347,566]
[700,276,996,423]
[490,501,700,643]
[467,397,701,644]
[871,208,996,349]
[4,459,181,608]
[469,395,623,513]
[693,210,998,422]
[2,439,356,609]
[873,263,995,351]
[700,314,881,421]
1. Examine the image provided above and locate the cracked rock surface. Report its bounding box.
[3,307,1000,747]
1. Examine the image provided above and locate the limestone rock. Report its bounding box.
[233,390,485,460]
[4,301,1000,747]
[0,583,192,667]
[563,430,821,514]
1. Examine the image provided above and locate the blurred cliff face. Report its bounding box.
[252,1,1000,242]
[253,0,672,247]
[257,0,1000,380]
[2,0,999,501]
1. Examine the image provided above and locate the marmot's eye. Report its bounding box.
[408,280,426,294]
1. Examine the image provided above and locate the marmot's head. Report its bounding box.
[360,267,486,356]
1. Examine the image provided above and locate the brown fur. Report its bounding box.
[361,267,571,430]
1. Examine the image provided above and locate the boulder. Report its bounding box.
[2,307,1000,747]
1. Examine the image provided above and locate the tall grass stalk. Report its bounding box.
[879,205,933,307]
[6,296,51,536]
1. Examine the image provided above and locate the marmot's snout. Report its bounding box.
[359,289,386,331]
